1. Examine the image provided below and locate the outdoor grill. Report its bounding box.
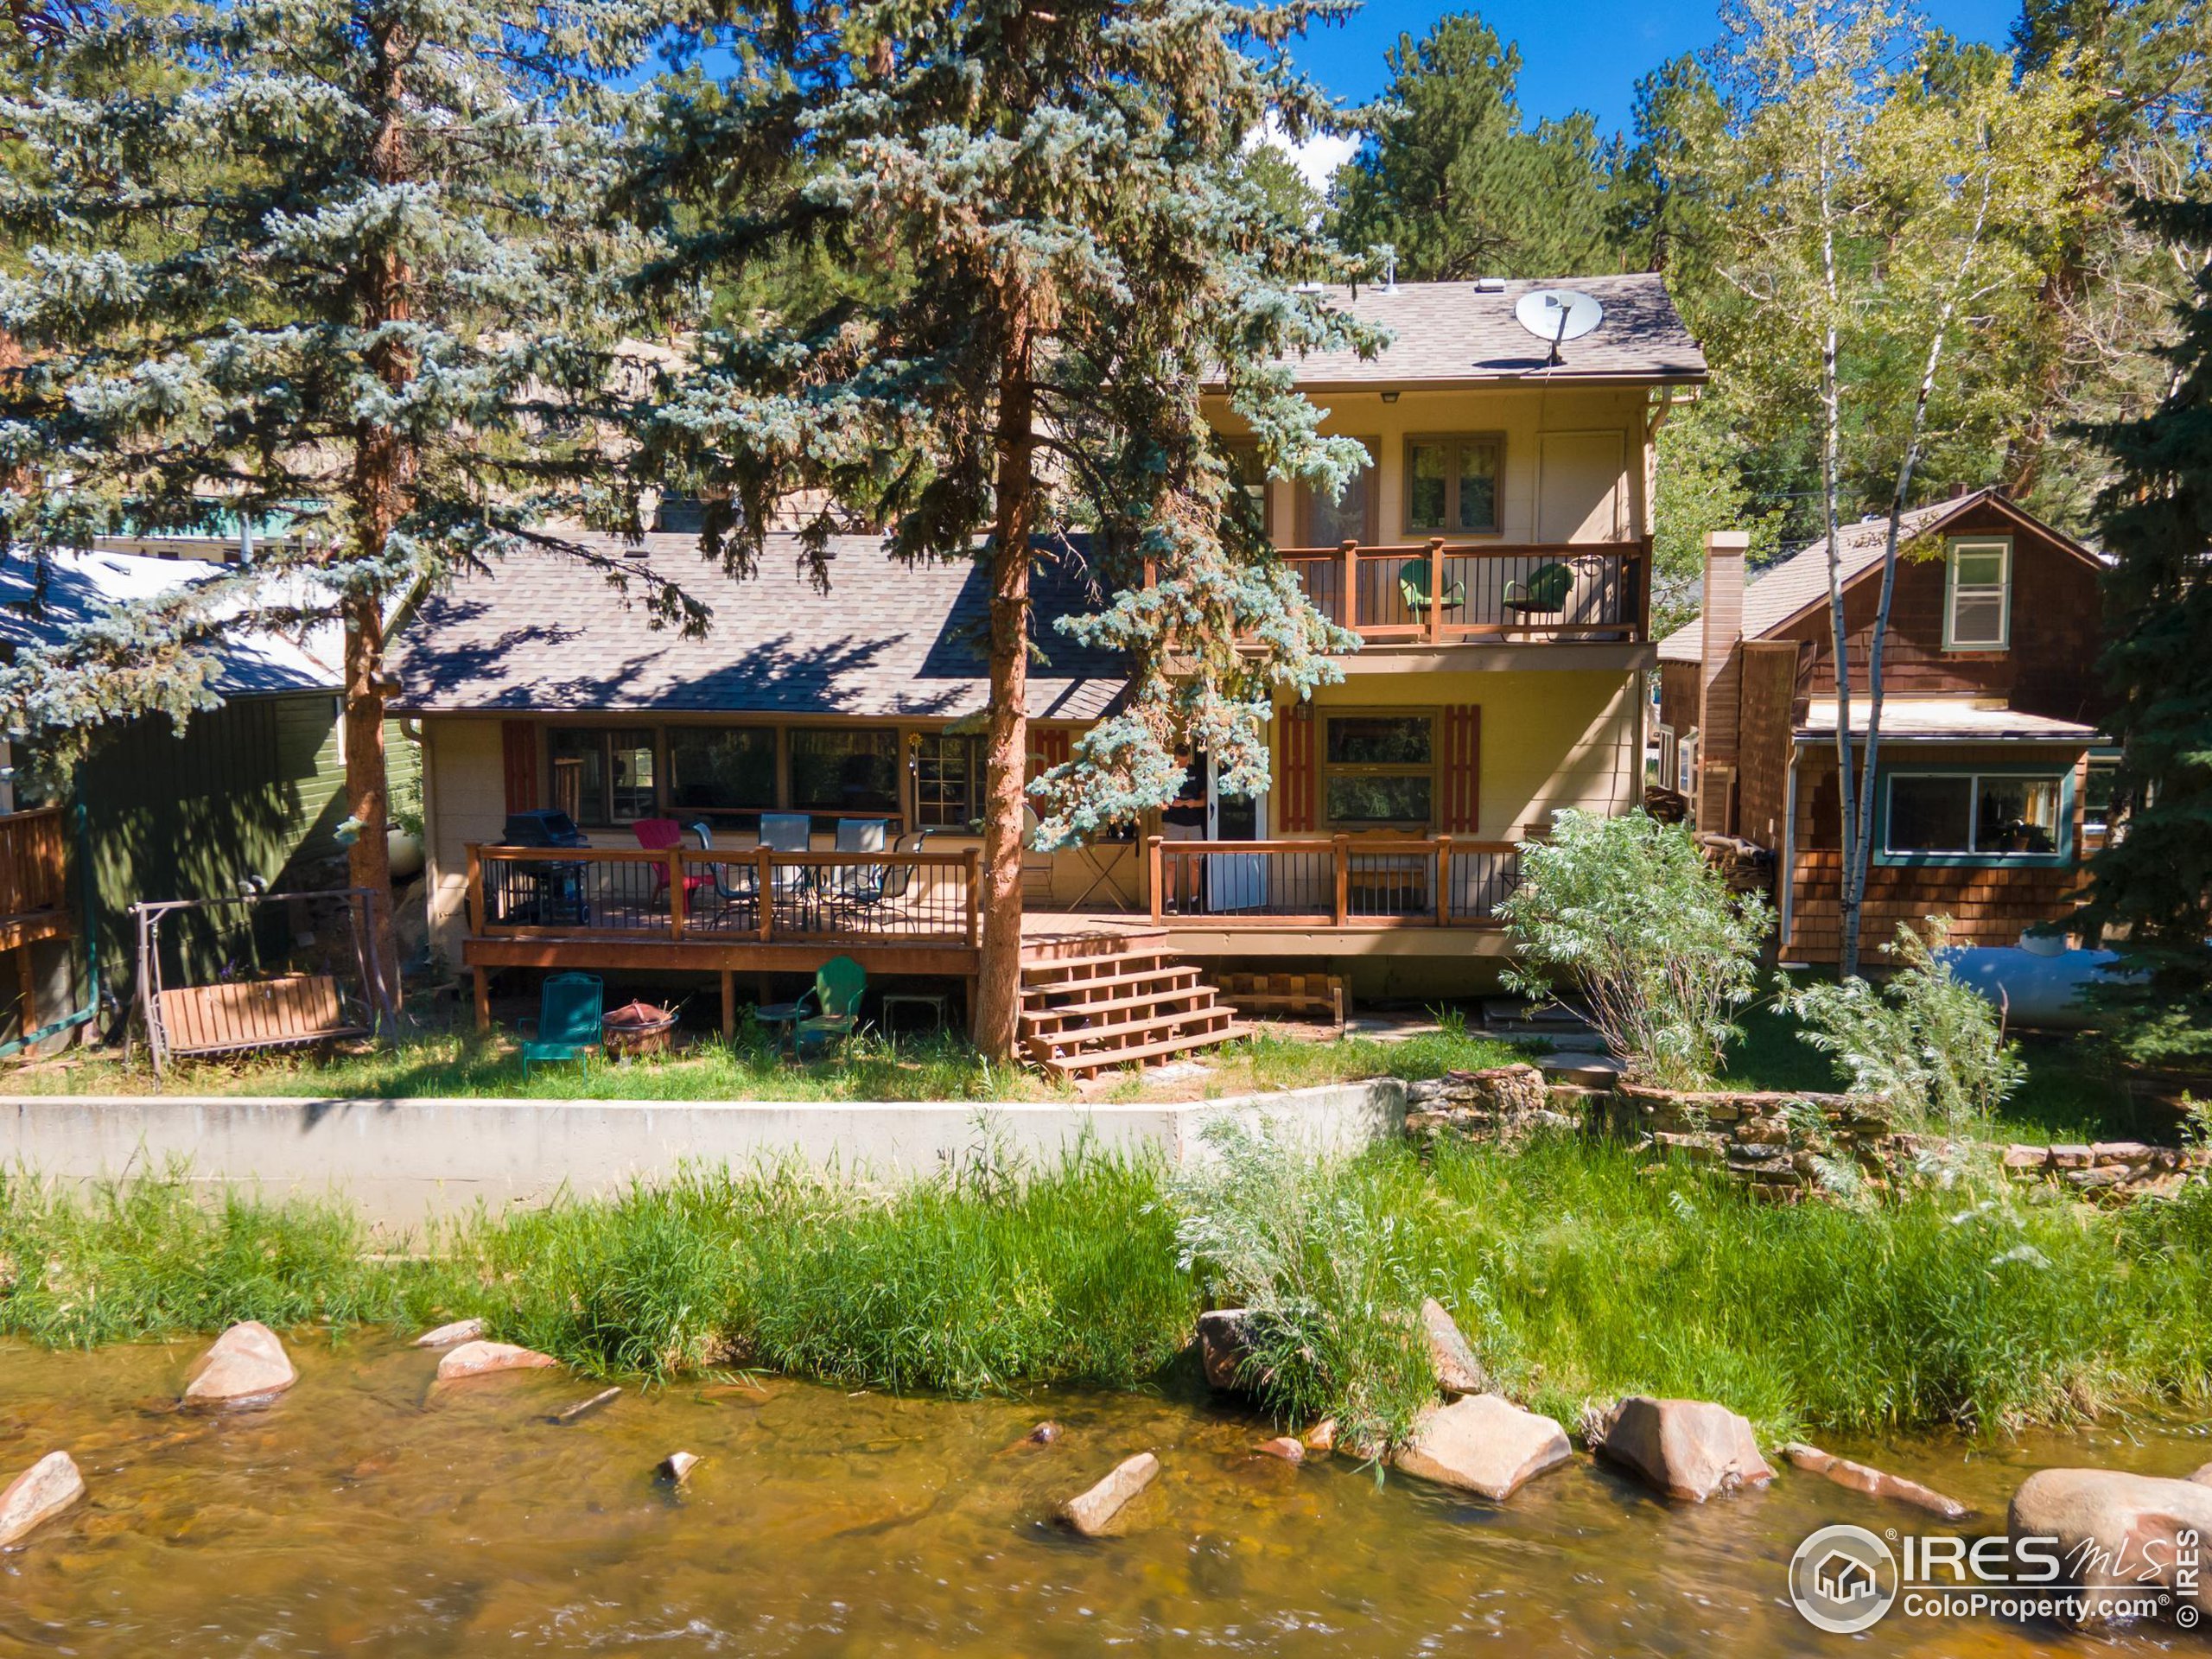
[493,810,592,925]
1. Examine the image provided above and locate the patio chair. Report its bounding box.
[830,817,889,902]
[833,829,923,918]
[518,972,602,1078]
[1398,556,1465,616]
[760,811,815,899]
[688,821,758,925]
[1503,561,1573,617]
[757,955,867,1058]
[635,817,709,911]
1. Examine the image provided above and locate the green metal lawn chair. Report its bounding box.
[1397,556,1465,616]
[518,971,603,1078]
[1503,561,1574,617]
[758,955,868,1058]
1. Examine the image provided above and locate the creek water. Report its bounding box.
[1,1336,2206,1656]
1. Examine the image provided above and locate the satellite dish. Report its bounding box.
[1513,289,1604,366]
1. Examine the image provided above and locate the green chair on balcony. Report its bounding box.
[1503,561,1574,618]
[518,972,603,1078]
[1398,557,1465,617]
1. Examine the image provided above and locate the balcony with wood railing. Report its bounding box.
[1268,538,1650,646]
[1149,835,1519,930]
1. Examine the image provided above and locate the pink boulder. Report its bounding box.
[182,1321,297,1406]
[1597,1395,1773,1502]
[0,1452,86,1547]
[435,1339,558,1382]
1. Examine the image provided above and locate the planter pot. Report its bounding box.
[386,829,426,880]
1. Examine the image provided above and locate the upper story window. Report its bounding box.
[790,728,901,815]
[1297,439,1378,548]
[1404,435,1502,536]
[913,732,982,830]
[668,727,776,815]
[548,727,656,826]
[1221,442,1273,537]
[1943,537,2012,651]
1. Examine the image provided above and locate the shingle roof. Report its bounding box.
[1655,499,1967,664]
[1265,274,1706,387]
[0,548,341,696]
[390,532,1129,721]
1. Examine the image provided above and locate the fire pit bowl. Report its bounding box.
[602,1000,679,1058]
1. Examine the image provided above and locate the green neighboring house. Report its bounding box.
[0,545,417,1049]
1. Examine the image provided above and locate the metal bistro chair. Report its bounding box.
[1398,556,1465,618]
[518,972,603,1078]
[1503,560,1573,620]
[688,821,758,927]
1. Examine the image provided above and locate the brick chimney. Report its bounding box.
[1697,530,1750,832]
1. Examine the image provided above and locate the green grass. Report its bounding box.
[1,1018,1527,1105]
[11,1127,2210,1449]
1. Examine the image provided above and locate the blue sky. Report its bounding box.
[1287,0,2025,137]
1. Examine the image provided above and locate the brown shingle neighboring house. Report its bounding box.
[1655,489,2113,964]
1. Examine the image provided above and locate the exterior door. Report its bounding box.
[1205,759,1269,912]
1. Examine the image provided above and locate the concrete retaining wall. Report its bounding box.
[1,1080,1406,1229]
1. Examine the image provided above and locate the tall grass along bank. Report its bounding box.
[5,1131,2209,1446]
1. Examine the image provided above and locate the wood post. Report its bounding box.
[667,847,686,942]
[1338,538,1358,631]
[15,942,35,1035]
[720,969,735,1039]
[755,847,773,943]
[1434,834,1452,926]
[1332,833,1350,926]
[1636,535,1654,639]
[465,844,486,938]
[1147,836,1164,924]
[963,848,982,948]
[472,966,489,1032]
[1427,536,1445,644]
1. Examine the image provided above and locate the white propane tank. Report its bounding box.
[1936,931,2132,1031]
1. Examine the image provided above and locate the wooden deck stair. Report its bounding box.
[1017,927,1244,1080]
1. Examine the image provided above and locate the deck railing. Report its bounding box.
[0,806,69,920]
[1148,835,1519,928]
[466,843,983,947]
[1269,538,1649,645]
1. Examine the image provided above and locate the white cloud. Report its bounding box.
[1246,113,1360,196]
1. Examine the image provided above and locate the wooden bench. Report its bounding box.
[154,974,366,1058]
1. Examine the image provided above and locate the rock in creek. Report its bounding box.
[1302,1419,1338,1454]
[435,1340,559,1382]
[2193,1461,2212,1487]
[1255,1437,1305,1465]
[1418,1299,1489,1396]
[413,1319,486,1350]
[552,1387,623,1425]
[1025,1421,1062,1445]
[1780,1443,1970,1521]
[1057,1452,1160,1536]
[182,1322,297,1407]
[1394,1395,1572,1502]
[0,1452,86,1547]
[2010,1467,2212,1626]
[1197,1310,1257,1393]
[656,1452,699,1486]
[1596,1395,1773,1502]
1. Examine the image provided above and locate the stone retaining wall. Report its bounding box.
[1406,1065,2211,1205]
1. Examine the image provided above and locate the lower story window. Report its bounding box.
[548,727,655,826]
[790,728,900,815]
[668,727,776,814]
[914,733,981,829]
[1324,714,1433,826]
[1884,771,2066,860]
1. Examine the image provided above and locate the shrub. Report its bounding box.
[1498,809,1771,1089]
[1786,918,2024,1132]
[1171,1120,1439,1452]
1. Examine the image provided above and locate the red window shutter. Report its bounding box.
[1025,726,1071,785]
[1281,702,1317,832]
[1440,705,1480,832]
[501,721,539,814]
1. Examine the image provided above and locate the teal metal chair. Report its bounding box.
[759,956,868,1058]
[1397,556,1465,616]
[1503,561,1573,616]
[518,972,603,1078]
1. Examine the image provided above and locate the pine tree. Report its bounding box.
[621,0,1378,1061]
[0,0,672,1008]
[1329,11,1628,282]
[2076,194,2212,1062]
